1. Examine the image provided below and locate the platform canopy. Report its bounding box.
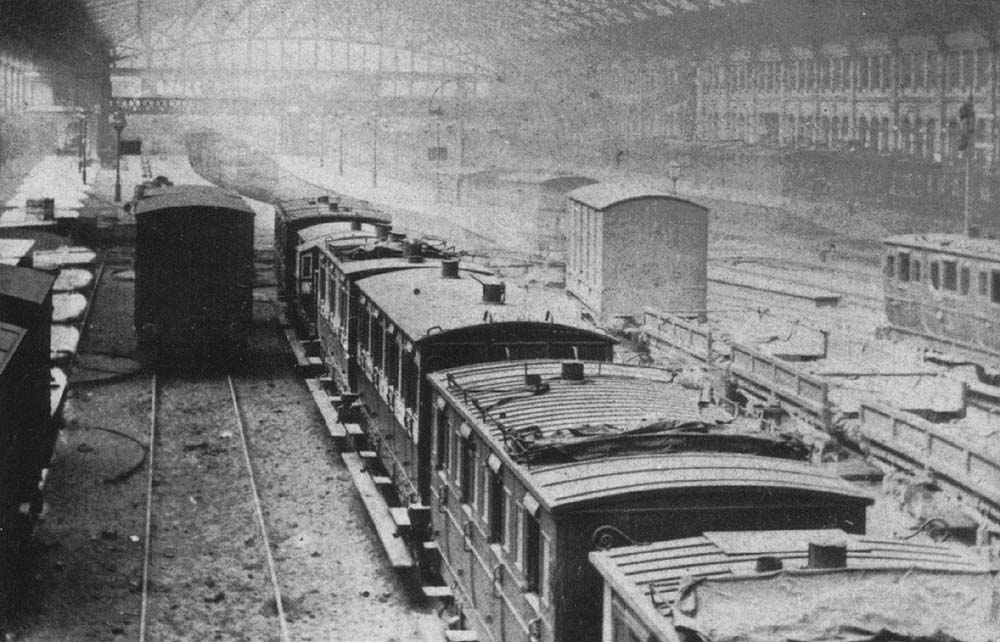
[76,0,758,72]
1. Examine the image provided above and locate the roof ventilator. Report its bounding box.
[807,540,847,569]
[389,231,406,243]
[482,282,506,304]
[561,361,584,382]
[317,195,330,204]
[350,219,362,231]
[441,259,460,278]
[376,225,391,242]
[404,241,424,263]
[755,556,784,572]
[327,202,340,212]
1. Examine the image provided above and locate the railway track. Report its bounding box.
[138,374,290,642]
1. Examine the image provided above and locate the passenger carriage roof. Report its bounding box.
[567,183,707,211]
[134,185,254,216]
[358,269,611,343]
[884,233,1000,262]
[0,264,56,304]
[296,225,375,249]
[0,322,27,376]
[428,360,870,511]
[276,194,391,222]
[590,530,996,642]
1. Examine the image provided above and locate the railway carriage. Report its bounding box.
[590,530,997,642]
[311,230,460,394]
[134,185,255,368]
[344,267,616,542]
[426,360,874,642]
[273,194,390,306]
[883,233,1000,356]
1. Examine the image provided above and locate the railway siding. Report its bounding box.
[859,402,1000,527]
[143,376,279,642]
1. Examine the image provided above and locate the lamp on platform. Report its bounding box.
[110,107,127,202]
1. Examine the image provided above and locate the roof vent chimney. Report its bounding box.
[441,259,460,278]
[807,540,847,569]
[482,282,505,304]
[403,241,424,263]
[350,219,362,231]
[317,195,330,204]
[525,373,542,388]
[327,202,340,212]
[376,225,391,242]
[561,361,584,382]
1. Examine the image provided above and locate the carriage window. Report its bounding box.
[358,306,370,351]
[489,468,505,543]
[930,262,940,289]
[460,437,475,504]
[318,265,327,303]
[897,253,910,282]
[385,335,400,387]
[993,270,1000,304]
[912,260,921,282]
[524,511,543,595]
[503,488,516,553]
[960,266,970,295]
[300,254,314,278]
[370,316,384,367]
[435,406,450,470]
[943,261,958,291]
[401,352,418,409]
[884,254,895,278]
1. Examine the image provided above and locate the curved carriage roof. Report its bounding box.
[0,322,27,376]
[358,268,611,343]
[590,530,995,642]
[296,225,375,250]
[134,185,254,216]
[428,360,870,511]
[567,182,708,212]
[275,195,391,226]
[884,233,1000,262]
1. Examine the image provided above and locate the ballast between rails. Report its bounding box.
[138,374,291,642]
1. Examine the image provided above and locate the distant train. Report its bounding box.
[134,185,255,368]
[883,233,1000,357]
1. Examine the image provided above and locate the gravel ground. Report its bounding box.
[12,264,440,641]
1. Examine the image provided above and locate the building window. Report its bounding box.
[930,262,940,289]
[979,271,989,296]
[992,270,1000,304]
[300,254,314,279]
[898,253,910,282]
[884,254,895,278]
[943,260,958,291]
[960,266,970,295]
[913,259,921,282]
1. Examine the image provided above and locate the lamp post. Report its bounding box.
[78,109,88,185]
[110,107,127,202]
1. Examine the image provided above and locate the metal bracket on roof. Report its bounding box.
[591,525,645,551]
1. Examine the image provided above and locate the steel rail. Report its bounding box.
[227,375,292,642]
